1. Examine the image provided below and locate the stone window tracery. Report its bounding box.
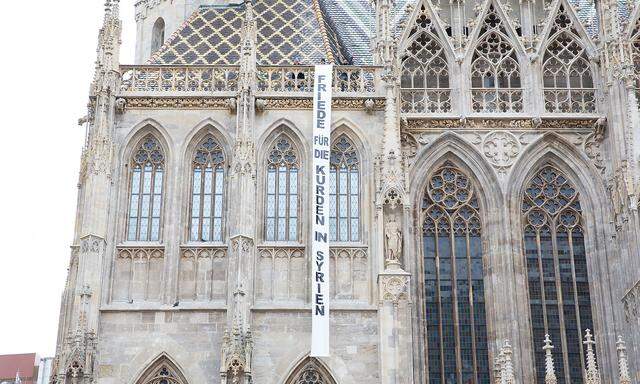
[329,135,361,242]
[522,166,594,384]
[471,5,523,113]
[137,360,187,384]
[189,136,226,242]
[265,135,300,242]
[422,163,490,384]
[401,5,452,114]
[127,136,165,242]
[285,359,336,384]
[542,6,596,113]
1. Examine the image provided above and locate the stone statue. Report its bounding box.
[385,216,402,263]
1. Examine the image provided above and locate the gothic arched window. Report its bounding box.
[189,136,226,242]
[401,4,451,113]
[265,135,300,242]
[542,6,596,113]
[329,135,360,242]
[136,358,188,384]
[522,166,594,384]
[284,358,336,384]
[151,18,165,53]
[422,163,490,383]
[127,136,165,242]
[471,5,523,113]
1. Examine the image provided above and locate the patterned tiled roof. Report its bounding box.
[149,0,350,65]
[148,0,609,66]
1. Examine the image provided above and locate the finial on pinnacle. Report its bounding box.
[616,336,631,384]
[543,334,557,384]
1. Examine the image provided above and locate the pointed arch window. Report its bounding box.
[471,5,523,113]
[422,163,490,384]
[401,4,452,114]
[265,135,300,242]
[127,136,165,242]
[136,358,188,384]
[522,166,594,384]
[151,18,165,53]
[284,358,336,384]
[329,135,361,242]
[189,136,226,242]
[542,6,596,113]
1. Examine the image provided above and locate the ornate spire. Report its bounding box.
[493,351,504,384]
[583,329,601,384]
[542,334,557,384]
[616,336,632,384]
[500,340,515,384]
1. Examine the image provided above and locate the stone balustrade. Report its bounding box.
[119,65,384,98]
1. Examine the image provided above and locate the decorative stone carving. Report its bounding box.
[543,334,557,384]
[482,131,521,173]
[379,274,410,303]
[226,97,237,113]
[616,336,632,384]
[80,235,105,254]
[364,98,375,114]
[404,117,602,131]
[123,97,231,109]
[115,97,126,113]
[384,216,402,265]
[584,329,601,384]
[400,132,418,158]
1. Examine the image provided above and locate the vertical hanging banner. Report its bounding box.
[311,64,333,357]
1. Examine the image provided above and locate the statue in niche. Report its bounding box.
[385,215,402,263]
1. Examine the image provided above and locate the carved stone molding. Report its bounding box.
[379,272,411,303]
[257,246,305,259]
[405,117,604,131]
[180,246,227,259]
[123,97,230,109]
[259,98,386,111]
[117,246,165,260]
[80,235,105,254]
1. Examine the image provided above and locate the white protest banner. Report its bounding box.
[311,64,333,357]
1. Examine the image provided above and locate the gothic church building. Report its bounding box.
[52,0,640,383]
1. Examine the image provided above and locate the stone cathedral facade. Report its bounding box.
[51,0,640,383]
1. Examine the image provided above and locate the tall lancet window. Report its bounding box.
[523,166,594,384]
[400,4,451,113]
[422,163,490,384]
[329,136,360,242]
[127,136,165,242]
[542,6,596,113]
[471,5,523,113]
[189,136,226,242]
[265,136,300,242]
